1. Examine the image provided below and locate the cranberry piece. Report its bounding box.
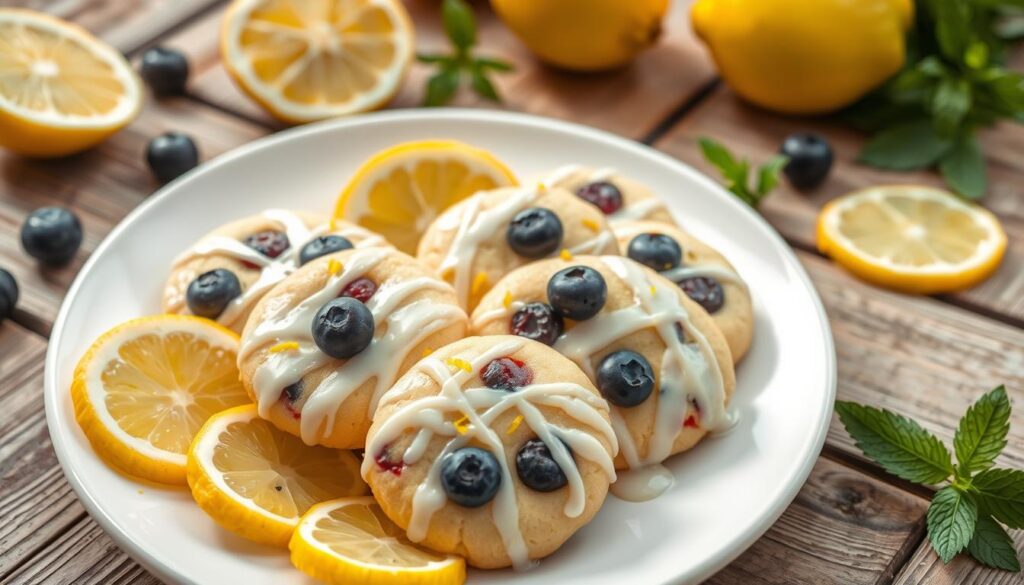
[243,230,290,259]
[575,181,623,215]
[280,381,303,419]
[340,277,377,302]
[510,302,564,346]
[683,399,701,429]
[678,276,725,314]
[480,357,533,391]
[375,447,405,476]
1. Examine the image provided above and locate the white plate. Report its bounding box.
[45,110,836,585]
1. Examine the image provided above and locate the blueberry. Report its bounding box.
[510,302,563,346]
[139,47,189,96]
[596,350,655,407]
[575,181,623,215]
[627,233,682,271]
[440,447,501,508]
[0,268,17,323]
[507,207,563,259]
[311,297,374,359]
[780,133,833,190]
[480,357,533,391]
[186,268,242,319]
[678,276,725,314]
[299,235,353,265]
[547,266,606,321]
[282,380,303,403]
[20,207,83,266]
[244,230,290,259]
[146,132,199,183]
[516,438,569,492]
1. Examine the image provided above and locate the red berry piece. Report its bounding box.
[340,277,377,302]
[480,357,533,391]
[575,181,623,215]
[375,446,405,476]
[243,230,290,259]
[683,399,701,428]
[510,302,564,346]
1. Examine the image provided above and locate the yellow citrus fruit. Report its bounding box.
[491,0,668,71]
[334,140,518,253]
[817,186,1007,294]
[290,497,466,585]
[0,9,142,157]
[187,405,368,547]
[71,315,250,485]
[692,0,913,114]
[220,0,413,124]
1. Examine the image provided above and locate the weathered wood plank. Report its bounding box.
[893,528,1023,585]
[654,86,1024,322]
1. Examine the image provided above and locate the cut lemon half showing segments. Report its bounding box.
[187,405,368,547]
[817,186,1006,294]
[220,0,413,124]
[335,140,518,253]
[71,315,250,485]
[290,497,466,585]
[0,9,142,157]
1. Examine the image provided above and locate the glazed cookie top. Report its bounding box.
[238,247,467,446]
[540,165,677,226]
[416,184,619,311]
[164,209,388,331]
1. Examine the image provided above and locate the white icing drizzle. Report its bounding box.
[363,338,618,570]
[239,247,466,445]
[542,165,668,223]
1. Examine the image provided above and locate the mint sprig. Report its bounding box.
[837,385,1022,571]
[697,137,787,208]
[418,0,514,106]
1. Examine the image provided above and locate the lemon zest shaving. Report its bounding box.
[446,357,472,373]
[506,415,523,435]
[471,272,489,296]
[454,415,470,435]
[582,218,601,232]
[502,290,513,309]
[650,285,657,295]
[327,259,343,275]
[269,341,300,353]
[560,249,573,261]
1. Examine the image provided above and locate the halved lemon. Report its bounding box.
[0,9,142,157]
[220,0,413,124]
[290,497,466,585]
[817,185,1007,294]
[335,140,518,253]
[71,315,250,485]
[187,405,368,547]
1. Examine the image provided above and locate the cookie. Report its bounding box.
[238,247,468,449]
[614,220,754,362]
[471,256,736,483]
[163,209,388,332]
[416,184,619,311]
[362,335,617,569]
[540,165,677,226]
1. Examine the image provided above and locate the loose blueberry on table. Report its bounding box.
[510,302,564,346]
[139,47,190,96]
[312,297,374,359]
[20,207,83,266]
[441,447,502,508]
[575,181,623,214]
[298,235,353,265]
[339,277,377,303]
[678,276,725,314]
[186,268,242,319]
[779,132,833,190]
[596,350,655,407]
[516,438,568,492]
[480,357,533,391]
[146,132,200,183]
[547,265,607,321]
[0,268,18,324]
[628,233,682,271]
[507,207,563,259]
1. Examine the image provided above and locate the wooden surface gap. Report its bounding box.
[640,78,722,145]
[875,517,928,585]
[121,0,228,58]
[820,444,936,502]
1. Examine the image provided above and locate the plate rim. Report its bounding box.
[43,108,837,585]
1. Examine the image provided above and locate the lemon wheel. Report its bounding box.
[290,497,466,585]
[71,315,250,485]
[335,140,518,253]
[817,185,1006,294]
[187,405,368,547]
[0,9,142,157]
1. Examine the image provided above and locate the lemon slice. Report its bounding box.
[71,315,250,485]
[817,185,1007,294]
[0,9,142,157]
[187,405,368,547]
[290,497,466,585]
[335,140,518,253]
[220,0,413,123]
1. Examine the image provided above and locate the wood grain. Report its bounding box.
[894,527,1023,584]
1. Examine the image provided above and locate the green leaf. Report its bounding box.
[967,514,1022,572]
[973,468,1024,528]
[470,69,500,102]
[756,155,788,196]
[858,120,953,170]
[940,135,987,199]
[442,0,476,51]
[932,77,972,137]
[698,137,740,176]
[475,57,515,72]
[835,401,955,484]
[954,386,1010,473]
[931,0,974,63]
[927,487,978,563]
[423,69,460,107]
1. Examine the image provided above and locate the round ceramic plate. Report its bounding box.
[45,110,836,585]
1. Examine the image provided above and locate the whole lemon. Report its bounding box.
[491,0,669,71]
[692,0,913,114]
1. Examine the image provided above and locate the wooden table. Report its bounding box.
[1,1,1021,583]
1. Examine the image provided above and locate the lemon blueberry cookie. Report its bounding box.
[471,256,735,499]
[540,165,677,226]
[238,247,468,449]
[163,209,388,332]
[615,220,754,361]
[416,184,619,311]
[362,335,618,569]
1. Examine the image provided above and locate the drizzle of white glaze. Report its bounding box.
[363,338,617,570]
[609,463,675,501]
[542,165,668,223]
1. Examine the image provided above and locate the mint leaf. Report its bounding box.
[423,69,460,107]
[930,0,974,63]
[470,69,500,102]
[835,401,954,484]
[967,514,1022,572]
[857,120,953,170]
[442,0,476,51]
[973,468,1024,528]
[954,386,1010,474]
[475,57,515,72]
[932,77,972,137]
[698,137,740,176]
[756,155,788,196]
[928,487,978,563]
[940,135,987,199]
